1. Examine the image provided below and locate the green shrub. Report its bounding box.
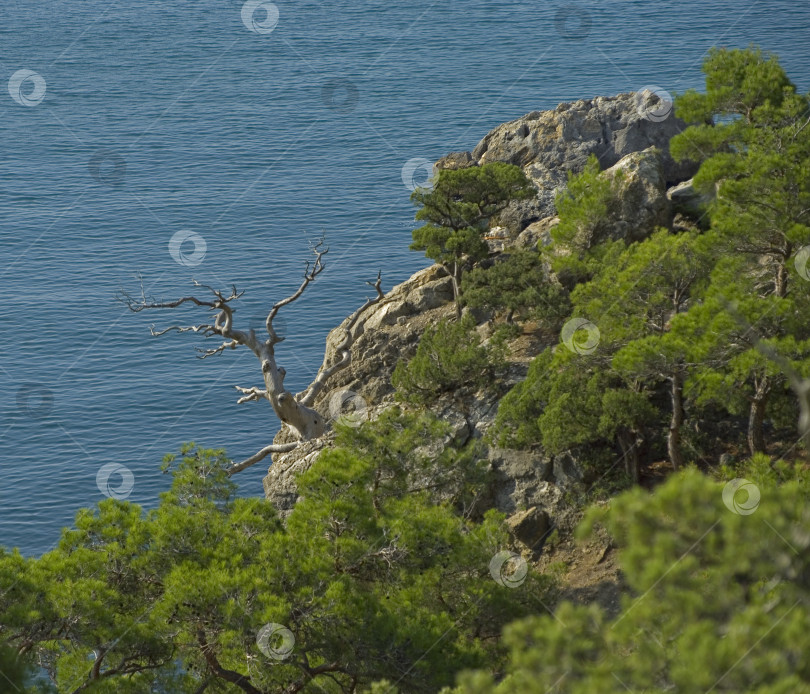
[392,314,506,403]
[0,436,555,693]
[547,153,619,288]
[460,249,571,328]
[410,162,536,308]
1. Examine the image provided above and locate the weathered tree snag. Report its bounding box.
[117,239,384,475]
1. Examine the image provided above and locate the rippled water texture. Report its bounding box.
[1,0,809,555]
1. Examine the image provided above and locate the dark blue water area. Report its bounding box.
[1,0,808,556]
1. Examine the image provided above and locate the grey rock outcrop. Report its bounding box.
[261,264,566,521]
[319,264,454,404]
[483,225,511,253]
[452,90,698,235]
[506,506,552,551]
[493,195,553,236]
[263,264,456,508]
[667,177,713,223]
[264,376,568,527]
[514,216,559,250]
[474,91,694,184]
[599,146,671,243]
[487,445,553,511]
[511,147,670,253]
[262,437,331,514]
[435,150,475,170]
[553,450,591,489]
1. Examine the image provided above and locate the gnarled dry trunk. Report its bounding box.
[119,239,384,475]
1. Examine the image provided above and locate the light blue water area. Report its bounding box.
[1,0,808,556]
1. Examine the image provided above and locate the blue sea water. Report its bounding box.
[1,0,809,556]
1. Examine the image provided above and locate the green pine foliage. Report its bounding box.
[546,153,622,287]
[669,45,810,456]
[496,46,810,480]
[410,162,536,307]
[670,46,798,161]
[0,432,555,693]
[495,228,712,477]
[392,314,507,404]
[460,249,571,327]
[410,162,536,265]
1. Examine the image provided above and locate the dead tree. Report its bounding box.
[118,239,384,475]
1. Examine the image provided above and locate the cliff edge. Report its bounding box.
[262,90,699,556]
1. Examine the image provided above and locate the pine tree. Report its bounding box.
[410,162,536,311]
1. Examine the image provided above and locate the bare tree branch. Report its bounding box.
[234,386,269,404]
[227,442,300,476]
[264,236,328,345]
[119,238,385,475]
[196,630,261,694]
[195,339,240,359]
[150,323,212,337]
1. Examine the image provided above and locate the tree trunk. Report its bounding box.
[618,429,641,485]
[775,259,789,298]
[197,631,261,694]
[668,372,685,470]
[747,375,771,456]
[119,244,386,475]
[451,260,462,318]
[258,344,324,440]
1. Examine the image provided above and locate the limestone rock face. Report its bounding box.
[262,439,330,515]
[261,266,565,522]
[553,450,590,489]
[319,264,454,406]
[511,148,669,254]
[483,225,510,253]
[464,91,697,233]
[263,356,568,525]
[263,265,457,510]
[667,177,713,222]
[506,506,552,551]
[487,445,554,512]
[473,91,694,183]
[600,146,671,243]
[435,150,475,170]
[493,195,553,236]
[514,216,559,250]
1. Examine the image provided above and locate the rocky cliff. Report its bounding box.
[440,89,698,234]
[262,89,703,550]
